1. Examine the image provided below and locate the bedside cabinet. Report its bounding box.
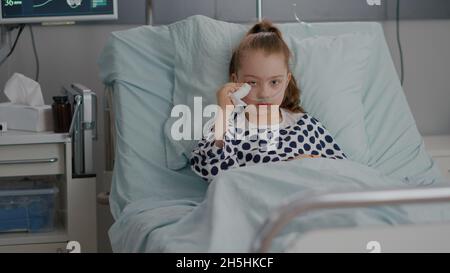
[423,135,450,182]
[0,130,97,253]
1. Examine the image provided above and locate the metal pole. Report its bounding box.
[146,0,153,25]
[252,186,450,253]
[257,0,262,21]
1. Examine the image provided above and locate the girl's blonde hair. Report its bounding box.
[229,20,305,113]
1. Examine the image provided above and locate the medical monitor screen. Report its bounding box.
[1,0,118,24]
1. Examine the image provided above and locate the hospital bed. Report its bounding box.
[98,15,450,253]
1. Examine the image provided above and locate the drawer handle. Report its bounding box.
[0,158,58,165]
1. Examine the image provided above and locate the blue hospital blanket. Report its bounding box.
[109,158,450,252]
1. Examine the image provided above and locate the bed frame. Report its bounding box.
[101,7,450,249]
[252,187,450,252]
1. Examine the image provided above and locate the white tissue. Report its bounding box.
[3,73,44,106]
[230,83,251,106]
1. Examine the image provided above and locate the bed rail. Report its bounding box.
[251,186,450,253]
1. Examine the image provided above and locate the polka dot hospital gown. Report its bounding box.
[190,108,347,182]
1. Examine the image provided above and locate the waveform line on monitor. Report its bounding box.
[33,0,54,8]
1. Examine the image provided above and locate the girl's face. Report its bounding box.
[232,50,291,106]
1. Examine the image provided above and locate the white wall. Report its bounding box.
[0,19,449,252]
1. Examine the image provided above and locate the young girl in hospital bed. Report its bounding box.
[191,20,347,182]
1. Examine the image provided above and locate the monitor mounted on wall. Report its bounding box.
[0,0,118,24]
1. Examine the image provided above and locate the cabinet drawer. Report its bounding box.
[0,242,68,253]
[0,143,65,176]
[433,157,450,182]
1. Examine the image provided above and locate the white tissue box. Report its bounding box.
[0,103,54,132]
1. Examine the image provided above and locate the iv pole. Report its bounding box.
[257,0,263,21]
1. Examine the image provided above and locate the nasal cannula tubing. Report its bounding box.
[246,89,285,103]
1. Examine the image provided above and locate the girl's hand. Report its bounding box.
[213,83,245,148]
[216,82,246,109]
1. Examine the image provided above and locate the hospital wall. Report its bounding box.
[383,19,450,135]
[0,19,449,252]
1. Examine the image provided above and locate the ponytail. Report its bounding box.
[247,20,283,38]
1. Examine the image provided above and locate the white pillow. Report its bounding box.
[289,33,375,163]
[164,16,374,170]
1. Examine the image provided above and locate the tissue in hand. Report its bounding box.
[0,73,53,132]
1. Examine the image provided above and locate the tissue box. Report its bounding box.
[0,103,54,132]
